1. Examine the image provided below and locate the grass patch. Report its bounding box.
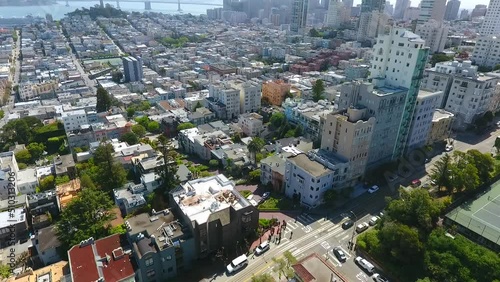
[240,190,252,198]
[258,195,294,210]
[259,218,278,229]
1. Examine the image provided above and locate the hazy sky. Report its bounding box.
[351,0,490,10]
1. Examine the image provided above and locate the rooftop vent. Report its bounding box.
[112,247,124,260]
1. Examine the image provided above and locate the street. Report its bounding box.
[216,188,390,282]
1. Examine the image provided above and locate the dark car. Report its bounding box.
[342,220,354,229]
[333,247,347,262]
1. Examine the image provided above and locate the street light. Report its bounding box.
[349,210,357,251]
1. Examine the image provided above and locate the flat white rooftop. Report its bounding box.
[172,174,249,224]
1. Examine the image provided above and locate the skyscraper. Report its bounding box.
[418,0,447,24]
[479,1,500,36]
[326,0,345,28]
[357,0,385,41]
[360,0,385,13]
[291,0,309,32]
[393,0,410,19]
[122,56,143,82]
[444,0,460,21]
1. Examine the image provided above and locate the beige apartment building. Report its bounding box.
[427,109,454,145]
[262,80,291,106]
[321,107,375,181]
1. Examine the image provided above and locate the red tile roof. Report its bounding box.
[69,234,135,282]
[292,263,315,282]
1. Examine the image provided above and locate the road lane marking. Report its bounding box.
[320,241,330,250]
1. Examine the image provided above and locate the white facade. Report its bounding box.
[479,0,500,36]
[407,90,443,150]
[415,20,449,53]
[418,0,446,24]
[370,28,427,89]
[61,109,88,132]
[238,113,263,137]
[19,83,35,101]
[422,60,500,128]
[209,83,241,120]
[471,36,500,68]
[17,168,38,195]
[230,79,262,114]
[326,0,345,28]
[284,151,348,208]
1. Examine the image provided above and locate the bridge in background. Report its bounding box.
[65,0,222,11]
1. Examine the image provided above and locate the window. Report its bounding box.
[145,257,154,267]
[147,269,156,278]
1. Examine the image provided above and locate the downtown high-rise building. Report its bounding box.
[291,0,309,32]
[393,0,410,19]
[472,0,500,67]
[418,0,447,24]
[444,0,460,21]
[122,56,143,82]
[478,0,500,36]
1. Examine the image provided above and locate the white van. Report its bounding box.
[355,256,375,274]
[226,254,248,274]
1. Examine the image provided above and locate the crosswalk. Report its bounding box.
[283,214,316,234]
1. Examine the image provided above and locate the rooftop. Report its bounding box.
[36,225,61,252]
[418,89,442,98]
[171,174,250,224]
[292,253,347,282]
[68,234,135,282]
[287,154,333,178]
[433,109,454,122]
[6,261,69,282]
[0,208,26,229]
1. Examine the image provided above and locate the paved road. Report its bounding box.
[215,188,390,282]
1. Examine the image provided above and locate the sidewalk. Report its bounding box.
[249,224,289,251]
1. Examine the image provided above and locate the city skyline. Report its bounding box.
[352,0,487,9]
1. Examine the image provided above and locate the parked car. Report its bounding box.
[369,216,380,226]
[255,241,270,255]
[333,247,347,262]
[445,144,454,152]
[368,185,379,193]
[226,254,248,274]
[373,273,389,282]
[262,192,270,200]
[411,179,421,187]
[342,220,354,230]
[356,222,369,233]
[355,256,375,274]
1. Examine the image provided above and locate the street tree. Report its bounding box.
[466,149,494,184]
[56,188,114,249]
[96,86,112,113]
[251,273,275,282]
[248,137,265,164]
[93,143,127,190]
[430,153,453,194]
[131,124,146,137]
[311,79,325,102]
[378,222,424,264]
[119,132,139,145]
[147,121,160,133]
[155,135,180,192]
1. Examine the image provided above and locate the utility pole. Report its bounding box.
[349,210,357,251]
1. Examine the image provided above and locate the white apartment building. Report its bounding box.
[427,109,454,145]
[478,0,500,36]
[284,150,349,208]
[238,113,263,137]
[178,127,233,160]
[320,107,375,181]
[471,36,500,68]
[422,60,500,129]
[229,79,262,114]
[60,109,88,132]
[407,90,443,150]
[19,83,35,101]
[415,20,449,53]
[326,0,346,28]
[418,0,446,24]
[208,83,240,120]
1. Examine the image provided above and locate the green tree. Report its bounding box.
[177,122,196,131]
[251,273,275,282]
[0,264,10,278]
[430,53,453,66]
[323,189,336,203]
[55,175,71,185]
[96,86,112,113]
[119,132,139,145]
[147,121,160,133]
[131,124,146,137]
[56,188,114,250]
[269,112,285,129]
[386,188,444,233]
[0,110,4,119]
[377,222,424,264]
[126,107,135,119]
[155,135,180,192]
[232,132,242,143]
[466,149,494,183]
[111,71,123,83]
[39,175,55,191]
[311,79,325,102]
[430,153,453,194]
[27,142,46,161]
[80,173,96,189]
[93,143,126,190]
[248,137,265,164]
[309,28,322,37]
[209,159,219,168]
[194,101,203,111]
[15,149,32,164]
[249,169,261,182]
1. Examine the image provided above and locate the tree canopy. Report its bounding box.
[119,132,139,145]
[96,86,112,113]
[311,79,325,102]
[248,137,265,164]
[92,143,127,190]
[177,122,196,131]
[111,71,123,83]
[155,135,180,192]
[56,188,115,249]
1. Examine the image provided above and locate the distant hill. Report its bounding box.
[0,0,57,6]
